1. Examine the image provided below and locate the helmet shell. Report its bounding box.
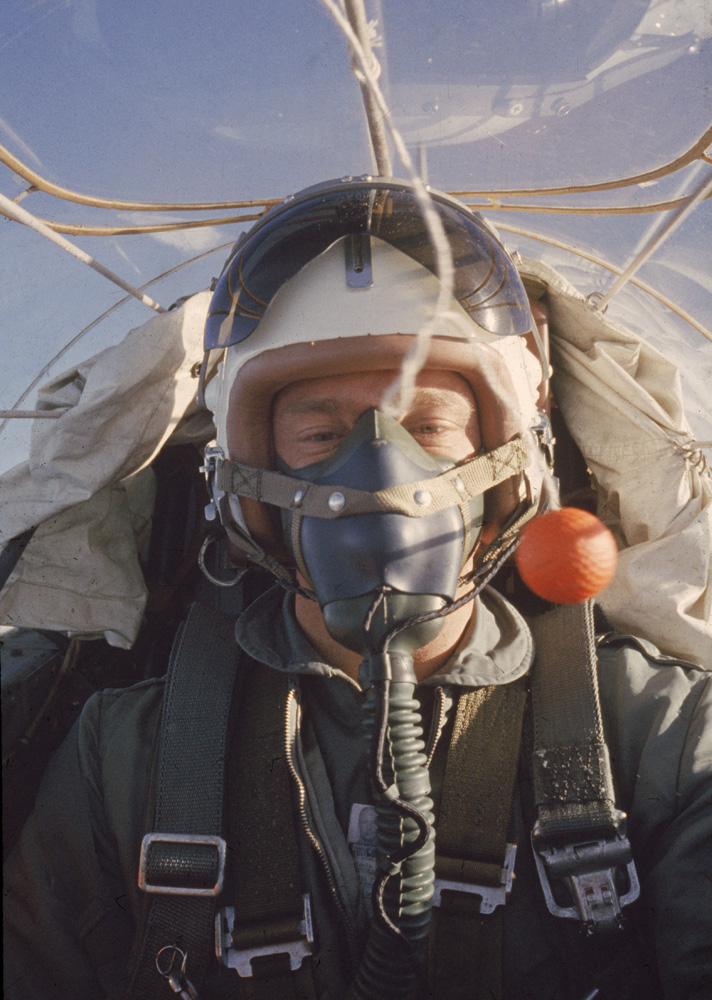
[202,177,540,562]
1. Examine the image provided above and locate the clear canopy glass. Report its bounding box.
[1,0,710,472]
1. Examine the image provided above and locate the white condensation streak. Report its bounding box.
[318,0,473,417]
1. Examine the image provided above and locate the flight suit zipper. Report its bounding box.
[425,686,447,768]
[281,680,449,982]
[284,683,360,976]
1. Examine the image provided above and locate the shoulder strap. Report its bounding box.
[528,600,640,934]
[430,601,641,995]
[219,666,318,999]
[126,602,244,1000]
[430,678,527,1000]
[529,600,618,839]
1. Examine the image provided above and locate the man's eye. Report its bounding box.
[304,430,342,443]
[409,423,446,436]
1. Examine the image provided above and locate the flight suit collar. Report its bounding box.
[235,583,533,688]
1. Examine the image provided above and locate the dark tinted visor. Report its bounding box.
[205,178,532,350]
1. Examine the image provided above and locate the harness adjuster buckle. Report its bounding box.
[201,446,227,523]
[432,843,517,915]
[215,894,314,977]
[139,832,227,897]
[531,824,640,933]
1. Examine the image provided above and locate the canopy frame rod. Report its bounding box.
[343,0,393,178]
[0,192,165,314]
[595,168,712,312]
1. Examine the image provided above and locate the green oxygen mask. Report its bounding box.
[278,408,484,657]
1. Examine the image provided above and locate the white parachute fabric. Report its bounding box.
[523,258,712,666]
[0,268,710,664]
[0,472,156,648]
[0,291,211,648]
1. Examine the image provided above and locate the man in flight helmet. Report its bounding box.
[201,177,539,670]
[4,178,711,1000]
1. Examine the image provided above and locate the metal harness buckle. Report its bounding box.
[531,826,640,933]
[215,894,314,977]
[530,409,556,472]
[139,832,227,897]
[200,445,226,524]
[432,843,517,915]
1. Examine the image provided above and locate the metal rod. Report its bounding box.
[0,192,166,313]
[594,169,712,311]
[496,221,712,344]
[0,141,278,212]
[0,241,234,438]
[343,0,392,177]
[4,124,712,206]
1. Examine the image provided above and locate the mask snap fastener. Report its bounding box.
[453,476,465,493]
[293,488,305,506]
[414,489,432,507]
[328,492,346,512]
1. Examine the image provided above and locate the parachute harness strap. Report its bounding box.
[529,602,640,935]
[127,603,243,1000]
[530,602,621,840]
[219,667,317,998]
[431,678,527,1000]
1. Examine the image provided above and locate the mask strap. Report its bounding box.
[217,437,530,520]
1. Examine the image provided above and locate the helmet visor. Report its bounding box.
[205,178,532,350]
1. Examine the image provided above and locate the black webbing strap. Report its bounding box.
[430,679,527,1000]
[222,666,317,999]
[126,603,243,1000]
[528,601,639,934]
[528,601,619,841]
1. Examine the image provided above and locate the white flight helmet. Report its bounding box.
[201,177,544,579]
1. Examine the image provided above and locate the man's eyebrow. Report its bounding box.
[396,388,476,416]
[277,388,475,417]
[410,388,470,407]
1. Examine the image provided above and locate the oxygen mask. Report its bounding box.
[278,408,484,659]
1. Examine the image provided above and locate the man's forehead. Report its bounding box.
[274,371,476,417]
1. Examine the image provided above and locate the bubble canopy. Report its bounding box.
[0,0,710,472]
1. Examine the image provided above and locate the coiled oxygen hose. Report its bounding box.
[350,656,435,1000]
[348,541,521,999]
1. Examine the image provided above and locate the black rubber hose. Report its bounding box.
[349,536,521,997]
[350,675,435,1000]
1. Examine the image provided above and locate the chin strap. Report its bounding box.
[201,446,301,587]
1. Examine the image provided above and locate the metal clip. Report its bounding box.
[201,445,225,496]
[344,233,373,288]
[156,946,199,1000]
[215,894,314,977]
[433,844,517,915]
[200,445,235,535]
[531,827,640,934]
[530,409,556,472]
